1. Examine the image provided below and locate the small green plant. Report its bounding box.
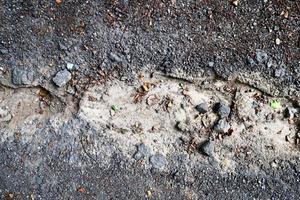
[270,100,281,109]
[111,105,120,112]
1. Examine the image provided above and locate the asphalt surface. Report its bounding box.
[0,0,300,199]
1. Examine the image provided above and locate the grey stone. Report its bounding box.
[214,102,230,118]
[267,59,277,68]
[256,50,268,63]
[53,69,72,87]
[195,103,209,114]
[108,52,122,63]
[150,153,167,169]
[137,143,151,156]
[247,57,256,67]
[199,140,215,157]
[12,68,34,85]
[214,119,230,133]
[208,62,214,67]
[58,42,68,51]
[66,62,75,70]
[133,152,143,160]
[133,143,152,160]
[0,49,8,54]
[274,68,285,78]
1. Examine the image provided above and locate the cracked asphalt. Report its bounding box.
[0,0,300,199]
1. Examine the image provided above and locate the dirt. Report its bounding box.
[0,0,300,199]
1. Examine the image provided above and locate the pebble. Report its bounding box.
[199,140,215,157]
[214,102,230,118]
[214,119,230,133]
[12,68,34,85]
[108,52,122,63]
[58,42,68,51]
[0,49,8,54]
[256,50,268,64]
[133,143,152,160]
[195,103,209,114]
[149,153,167,169]
[247,57,256,67]
[274,68,285,78]
[0,107,12,122]
[53,69,72,87]
[208,62,214,67]
[66,62,75,70]
[275,38,281,45]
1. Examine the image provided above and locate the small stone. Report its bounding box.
[66,62,75,70]
[214,102,230,118]
[0,49,8,54]
[256,50,268,64]
[274,68,285,78]
[108,52,122,63]
[246,57,256,67]
[275,38,281,45]
[214,119,230,133]
[53,69,72,87]
[150,153,167,169]
[284,107,298,119]
[12,68,34,85]
[58,42,68,51]
[195,103,209,114]
[267,59,277,69]
[208,62,214,67]
[271,161,278,168]
[232,0,239,6]
[133,143,152,160]
[137,143,151,156]
[0,107,12,122]
[199,140,214,157]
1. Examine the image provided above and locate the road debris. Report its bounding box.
[214,102,231,118]
[214,119,230,133]
[53,69,72,87]
[195,103,209,114]
[199,140,215,157]
[150,153,167,169]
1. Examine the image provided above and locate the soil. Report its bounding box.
[0,0,299,199]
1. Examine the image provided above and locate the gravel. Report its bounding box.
[66,62,75,71]
[0,49,8,54]
[108,52,122,63]
[133,143,152,160]
[53,69,72,87]
[214,119,230,133]
[195,103,209,114]
[12,68,34,85]
[149,154,167,169]
[214,102,231,118]
[256,50,269,64]
[199,140,215,157]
